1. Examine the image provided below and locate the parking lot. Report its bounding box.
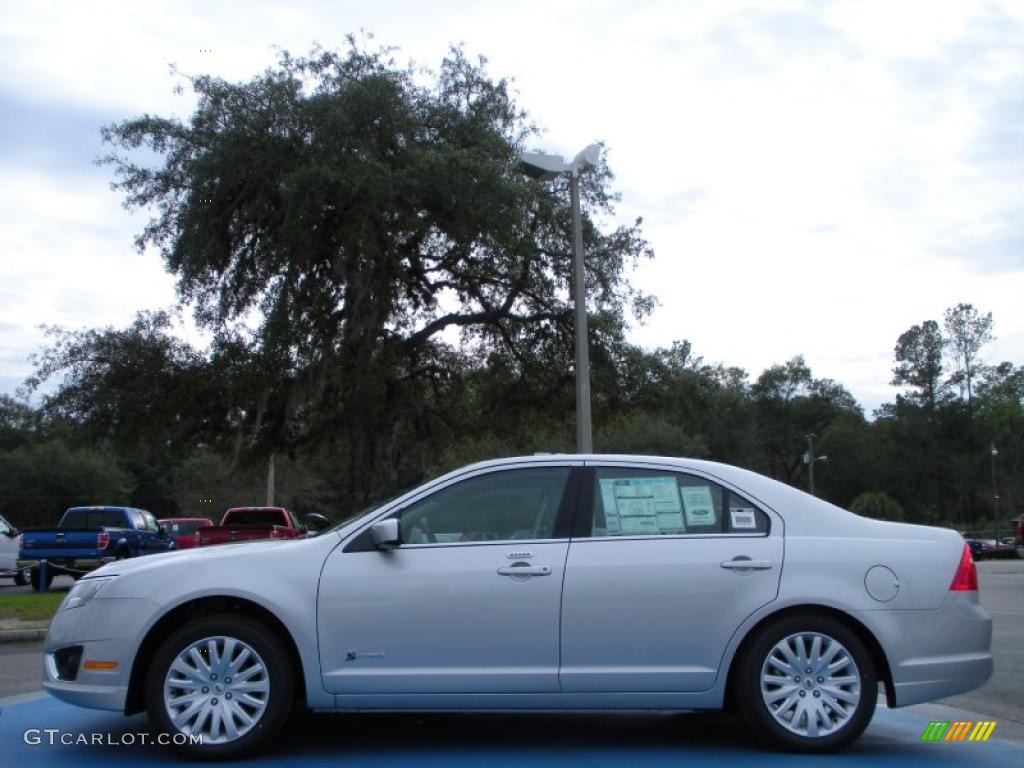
[1,561,1021,763]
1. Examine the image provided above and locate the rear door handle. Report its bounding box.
[497,565,551,577]
[720,558,775,571]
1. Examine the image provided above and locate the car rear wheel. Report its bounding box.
[736,615,877,752]
[145,614,294,759]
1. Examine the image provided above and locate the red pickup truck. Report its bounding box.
[195,507,306,547]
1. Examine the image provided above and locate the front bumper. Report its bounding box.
[43,596,158,712]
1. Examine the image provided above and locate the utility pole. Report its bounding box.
[518,145,599,454]
[805,435,816,496]
[266,453,275,506]
[803,434,828,496]
[991,442,999,542]
[569,169,593,453]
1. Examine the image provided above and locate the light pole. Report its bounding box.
[519,144,601,453]
[991,442,999,542]
[803,434,828,496]
[266,453,275,506]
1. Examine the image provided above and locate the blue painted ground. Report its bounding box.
[0,695,1020,766]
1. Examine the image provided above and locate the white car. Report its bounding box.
[0,514,29,585]
[42,455,992,758]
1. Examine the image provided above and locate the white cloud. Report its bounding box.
[0,0,1020,415]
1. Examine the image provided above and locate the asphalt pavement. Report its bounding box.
[0,641,46,699]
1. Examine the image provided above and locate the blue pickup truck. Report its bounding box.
[18,506,176,591]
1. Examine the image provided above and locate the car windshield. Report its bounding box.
[325,487,412,534]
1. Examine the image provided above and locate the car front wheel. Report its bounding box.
[145,614,294,759]
[14,567,30,586]
[736,615,877,752]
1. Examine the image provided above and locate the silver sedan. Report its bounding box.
[42,455,992,758]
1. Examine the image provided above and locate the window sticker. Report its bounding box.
[729,507,757,529]
[599,477,685,534]
[680,485,716,527]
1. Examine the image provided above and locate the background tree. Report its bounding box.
[892,320,946,414]
[944,303,994,409]
[849,491,905,522]
[0,395,40,452]
[0,442,133,527]
[97,42,652,506]
[750,356,861,486]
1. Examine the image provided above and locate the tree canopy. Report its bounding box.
[97,42,652,500]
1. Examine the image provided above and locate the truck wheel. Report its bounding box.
[145,614,295,759]
[29,567,54,592]
[14,567,30,586]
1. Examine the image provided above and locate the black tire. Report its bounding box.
[14,567,30,586]
[735,615,877,752]
[29,566,54,592]
[145,614,295,759]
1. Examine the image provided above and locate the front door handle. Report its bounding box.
[497,565,551,577]
[720,558,775,571]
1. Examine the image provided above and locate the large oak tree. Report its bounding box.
[99,42,652,500]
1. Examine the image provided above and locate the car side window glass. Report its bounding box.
[725,490,770,535]
[143,512,160,532]
[398,467,570,544]
[132,511,147,531]
[590,468,768,537]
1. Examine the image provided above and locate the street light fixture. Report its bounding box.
[803,434,828,496]
[519,144,601,453]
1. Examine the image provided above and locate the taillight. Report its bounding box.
[950,543,978,591]
[97,532,110,551]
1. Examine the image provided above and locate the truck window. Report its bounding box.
[62,509,130,527]
[102,510,128,527]
[225,509,287,526]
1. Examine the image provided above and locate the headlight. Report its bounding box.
[61,577,115,611]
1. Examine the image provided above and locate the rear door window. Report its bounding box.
[588,467,769,537]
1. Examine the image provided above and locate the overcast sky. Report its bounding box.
[1,0,1021,414]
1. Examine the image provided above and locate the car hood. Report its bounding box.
[88,534,340,581]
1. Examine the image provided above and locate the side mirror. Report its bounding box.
[370,519,400,550]
[304,513,330,534]
[157,525,167,536]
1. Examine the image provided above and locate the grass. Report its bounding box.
[0,590,67,622]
